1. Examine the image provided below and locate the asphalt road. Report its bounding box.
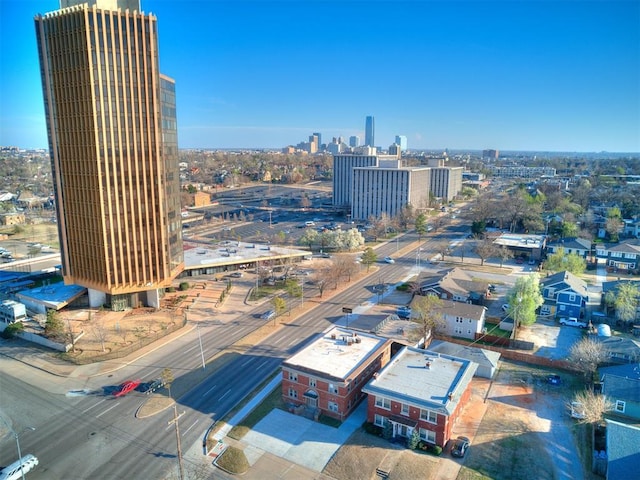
[0,222,474,479]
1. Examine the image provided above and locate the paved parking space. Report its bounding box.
[241,402,367,472]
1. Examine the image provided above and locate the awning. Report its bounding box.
[303,391,318,399]
[389,415,418,428]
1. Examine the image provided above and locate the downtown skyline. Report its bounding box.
[1,0,639,153]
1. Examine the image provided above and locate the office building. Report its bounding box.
[365,116,375,147]
[332,153,378,207]
[427,159,463,202]
[313,132,322,151]
[482,149,499,159]
[395,135,407,151]
[35,0,183,310]
[349,135,360,148]
[351,159,431,221]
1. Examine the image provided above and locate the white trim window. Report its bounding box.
[288,372,298,382]
[401,403,410,416]
[374,414,386,427]
[328,383,339,394]
[615,400,626,413]
[375,396,391,410]
[419,428,436,444]
[420,408,437,424]
[328,401,339,412]
[288,388,298,399]
[309,378,316,387]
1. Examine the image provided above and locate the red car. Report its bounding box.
[113,379,141,397]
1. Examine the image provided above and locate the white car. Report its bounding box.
[559,317,587,328]
[384,257,395,264]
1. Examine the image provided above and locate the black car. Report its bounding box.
[451,436,470,458]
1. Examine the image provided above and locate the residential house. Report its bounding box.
[427,340,500,379]
[605,419,640,480]
[596,239,640,273]
[540,271,589,320]
[597,337,640,364]
[410,298,486,341]
[362,346,477,448]
[623,216,640,238]
[600,364,640,420]
[546,237,592,259]
[281,327,392,421]
[419,268,489,305]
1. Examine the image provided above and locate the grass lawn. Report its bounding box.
[227,383,285,440]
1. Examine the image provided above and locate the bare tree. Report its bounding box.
[474,239,497,266]
[91,314,109,352]
[411,295,444,347]
[497,245,514,268]
[568,337,608,377]
[569,389,613,425]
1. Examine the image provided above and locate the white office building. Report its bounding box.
[332,153,379,207]
[351,159,431,221]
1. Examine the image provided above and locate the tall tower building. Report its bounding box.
[365,116,375,147]
[395,135,408,151]
[35,0,183,310]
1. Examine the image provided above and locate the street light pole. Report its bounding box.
[11,425,35,480]
[196,324,205,370]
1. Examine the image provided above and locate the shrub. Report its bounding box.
[166,287,176,293]
[430,445,443,456]
[396,283,410,291]
[407,429,420,450]
[362,422,382,436]
[1,321,24,339]
[178,282,190,291]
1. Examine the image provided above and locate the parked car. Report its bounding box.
[501,304,510,312]
[229,271,243,278]
[383,256,395,264]
[559,317,587,328]
[488,284,497,293]
[113,379,141,397]
[396,306,412,319]
[451,436,470,457]
[547,374,561,385]
[570,401,586,419]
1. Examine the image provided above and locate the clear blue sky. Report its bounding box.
[1,0,639,152]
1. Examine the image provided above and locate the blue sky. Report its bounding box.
[1,0,639,152]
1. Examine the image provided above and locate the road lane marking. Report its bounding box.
[82,399,107,414]
[288,337,299,347]
[203,384,217,397]
[182,419,199,436]
[95,401,120,418]
[219,389,230,401]
[256,360,269,370]
[241,358,253,367]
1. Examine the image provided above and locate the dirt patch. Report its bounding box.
[136,394,175,418]
[322,428,439,480]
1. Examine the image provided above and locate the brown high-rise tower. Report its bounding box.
[35,0,183,310]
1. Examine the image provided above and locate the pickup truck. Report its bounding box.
[559,317,587,328]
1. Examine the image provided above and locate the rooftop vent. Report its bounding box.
[425,361,431,369]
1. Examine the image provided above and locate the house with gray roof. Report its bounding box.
[419,268,489,305]
[546,237,592,259]
[605,419,640,480]
[362,346,477,448]
[600,364,640,420]
[410,298,487,341]
[427,340,500,379]
[540,271,589,320]
[596,239,640,274]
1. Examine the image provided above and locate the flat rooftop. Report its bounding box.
[16,283,86,308]
[283,326,388,382]
[363,346,477,414]
[493,233,546,249]
[183,241,310,270]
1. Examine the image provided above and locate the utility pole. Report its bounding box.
[168,405,186,480]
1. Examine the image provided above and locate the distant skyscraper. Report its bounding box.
[349,136,360,148]
[35,0,183,310]
[313,132,322,151]
[395,135,408,151]
[365,116,375,147]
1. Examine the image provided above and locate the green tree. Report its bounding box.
[360,247,377,272]
[298,229,318,250]
[44,310,65,340]
[606,207,623,242]
[415,213,428,240]
[560,222,578,239]
[543,247,586,275]
[612,282,639,326]
[1,321,24,339]
[272,296,287,318]
[506,273,544,326]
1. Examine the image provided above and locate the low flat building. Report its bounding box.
[493,233,547,260]
[362,346,477,448]
[281,326,392,421]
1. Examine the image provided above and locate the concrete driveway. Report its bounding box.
[241,402,367,472]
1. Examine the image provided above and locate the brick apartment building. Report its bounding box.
[281,327,392,421]
[362,346,477,447]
